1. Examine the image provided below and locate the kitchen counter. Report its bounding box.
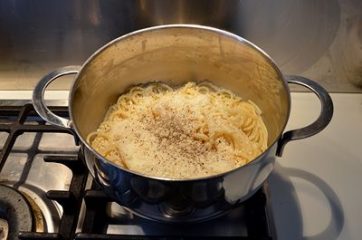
[0,91,361,239]
[269,93,362,240]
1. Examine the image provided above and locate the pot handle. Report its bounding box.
[32,66,81,129]
[276,75,333,156]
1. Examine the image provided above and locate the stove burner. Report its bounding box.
[21,192,45,233]
[0,184,33,240]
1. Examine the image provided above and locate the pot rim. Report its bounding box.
[69,24,291,182]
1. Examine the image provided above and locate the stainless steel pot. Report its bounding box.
[32,25,333,222]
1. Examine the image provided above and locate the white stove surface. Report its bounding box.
[1,91,361,239]
[269,92,362,240]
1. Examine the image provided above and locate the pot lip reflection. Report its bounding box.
[69,24,291,182]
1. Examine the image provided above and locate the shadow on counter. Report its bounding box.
[269,163,344,240]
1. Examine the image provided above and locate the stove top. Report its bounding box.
[0,104,276,240]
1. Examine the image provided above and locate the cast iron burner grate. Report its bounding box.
[0,104,275,240]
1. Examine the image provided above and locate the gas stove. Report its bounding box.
[0,103,276,240]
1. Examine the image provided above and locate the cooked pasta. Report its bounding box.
[87,82,268,179]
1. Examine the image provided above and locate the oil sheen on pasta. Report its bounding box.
[87,82,268,179]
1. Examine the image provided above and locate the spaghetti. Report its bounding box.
[87,82,268,179]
